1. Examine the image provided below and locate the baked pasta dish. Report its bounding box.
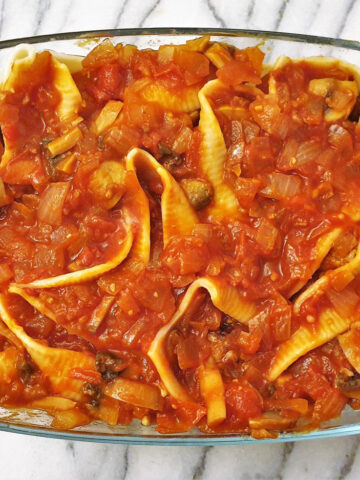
[0,36,360,437]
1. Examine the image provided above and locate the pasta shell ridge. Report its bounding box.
[198,80,240,221]
[126,148,198,246]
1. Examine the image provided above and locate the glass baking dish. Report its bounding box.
[1,27,360,445]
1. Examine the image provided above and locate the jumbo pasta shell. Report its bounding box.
[198,80,240,220]
[268,308,351,381]
[0,294,95,399]
[126,148,198,246]
[12,220,133,289]
[148,276,256,402]
[0,45,82,167]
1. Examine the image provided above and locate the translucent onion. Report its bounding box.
[192,223,213,241]
[51,408,90,429]
[277,138,298,170]
[328,124,353,152]
[0,177,10,207]
[260,172,301,200]
[255,218,279,253]
[0,263,12,284]
[87,295,115,333]
[312,389,347,423]
[265,398,308,415]
[104,377,163,411]
[249,412,296,430]
[338,328,360,372]
[326,287,359,318]
[295,140,322,166]
[171,126,193,155]
[37,182,70,226]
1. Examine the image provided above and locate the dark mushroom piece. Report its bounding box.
[158,142,183,172]
[95,351,127,381]
[180,178,214,210]
[218,316,235,336]
[349,95,360,122]
[336,372,360,392]
[321,231,357,271]
[17,359,35,385]
[82,383,103,407]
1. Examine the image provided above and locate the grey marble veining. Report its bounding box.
[0,0,360,479]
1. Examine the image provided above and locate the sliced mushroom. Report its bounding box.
[95,351,127,381]
[88,160,126,209]
[180,178,213,210]
[336,372,360,392]
[158,142,183,171]
[82,383,103,407]
[17,358,35,384]
[308,78,358,122]
[321,231,357,271]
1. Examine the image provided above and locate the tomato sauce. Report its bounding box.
[0,37,360,435]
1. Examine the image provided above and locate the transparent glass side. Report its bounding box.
[1,29,360,444]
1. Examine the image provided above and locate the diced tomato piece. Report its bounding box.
[161,235,210,275]
[34,244,64,271]
[75,246,99,268]
[2,124,19,143]
[97,63,123,94]
[156,398,206,433]
[237,327,263,355]
[117,289,141,317]
[312,388,347,423]
[174,50,210,85]
[2,152,48,189]
[69,368,102,385]
[217,47,264,86]
[86,82,111,103]
[0,263,12,284]
[176,335,201,370]
[133,268,175,317]
[225,381,263,424]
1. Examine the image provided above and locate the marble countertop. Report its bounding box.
[1,0,360,479]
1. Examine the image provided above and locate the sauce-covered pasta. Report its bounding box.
[0,36,360,437]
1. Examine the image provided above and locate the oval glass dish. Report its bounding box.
[1,28,360,445]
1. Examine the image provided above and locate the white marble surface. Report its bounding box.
[1,0,360,479]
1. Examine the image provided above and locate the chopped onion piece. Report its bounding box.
[51,408,90,429]
[255,218,279,254]
[92,100,123,136]
[198,357,226,427]
[87,295,115,333]
[0,177,10,207]
[326,287,359,318]
[205,43,232,68]
[47,127,82,157]
[0,263,12,284]
[260,173,301,200]
[249,412,296,430]
[105,377,163,411]
[37,182,70,226]
[89,161,126,209]
[295,140,322,166]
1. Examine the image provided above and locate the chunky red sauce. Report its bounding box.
[0,37,360,435]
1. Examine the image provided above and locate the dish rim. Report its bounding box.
[0,27,358,51]
[2,419,360,445]
[0,27,360,445]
